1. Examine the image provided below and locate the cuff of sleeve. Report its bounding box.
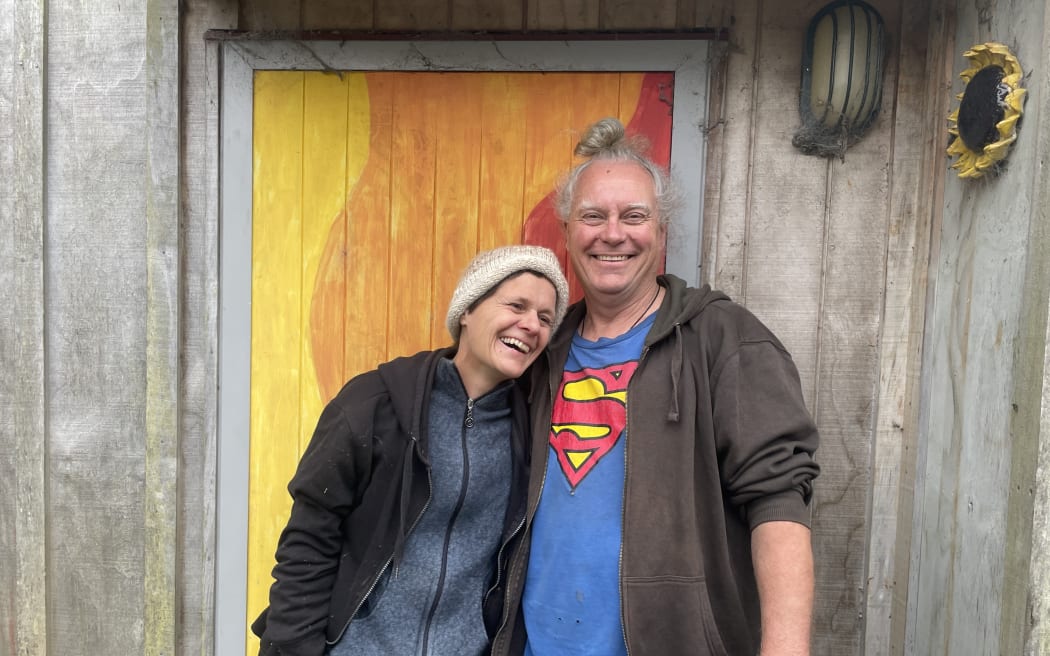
[746,489,812,530]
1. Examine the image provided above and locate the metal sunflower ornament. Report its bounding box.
[946,42,1026,179]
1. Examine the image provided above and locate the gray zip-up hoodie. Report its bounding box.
[253,349,530,656]
[492,274,820,656]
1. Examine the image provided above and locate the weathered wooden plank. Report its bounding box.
[602,0,677,29]
[302,0,373,30]
[431,73,483,345]
[389,74,441,353]
[909,1,1043,653]
[1029,301,1050,655]
[248,70,306,651]
[143,1,180,655]
[46,1,151,652]
[742,0,826,401]
[375,0,450,30]
[739,2,858,653]
[701,0,758,299]
[301,71,349,428]
[450,0,522,30]
[810,0,902,646]
[1002,5,1050,654]
[343,73,392,379]
[179,1,236,653]
[527,0,599,30]
[1,0,47,654]
[240,0,301,30]
[864,0,950,653]
[693,0,735,29]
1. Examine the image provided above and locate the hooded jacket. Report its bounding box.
[492,274,820,656]
[252,348,531,656]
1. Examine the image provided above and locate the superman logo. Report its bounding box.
[549,361,639,488]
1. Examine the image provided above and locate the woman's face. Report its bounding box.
[453,272,557,397]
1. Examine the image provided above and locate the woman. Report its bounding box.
[253,245,569,656]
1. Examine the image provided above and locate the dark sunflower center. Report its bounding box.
[957,65,1008,152]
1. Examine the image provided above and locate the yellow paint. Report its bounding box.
[563,377,628,404]
[551,424,613,440]
[567,451,595,470]
[247,70,658,655]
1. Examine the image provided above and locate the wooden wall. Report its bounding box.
[192,1,936,654]
[3,0,1048,653]
[907,1,1050,655]
[2,0,181,653]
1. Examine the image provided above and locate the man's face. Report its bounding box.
[564,160,667,305]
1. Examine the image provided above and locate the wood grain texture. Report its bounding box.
[602,0,677,29]
[240,0,301,30]
[450,0,522,30]
[302,0,373,30]
[526,0,599,30]
[144,0,180,654]
[430,73,483,345]
[2,0,47,654]
[864,1,949,653]
[45,1,151,652]
[1001,3,1050,654]
[248,71,306,651]
[301,72,350,446]
[908,1,1045,653]
[701,0,758,299]
[375,0,450,30]
[178,2,236,653]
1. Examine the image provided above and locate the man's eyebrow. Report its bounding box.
[576,201,652,211]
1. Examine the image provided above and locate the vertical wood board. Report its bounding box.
[702,0,758,300]
[1,0,47,653]
[178,3,236,654]
[741,0,828,404]
[908,1,1048,653]
[866,1,951,653]
[301,0,373,30]
[45,2,150,652]
[143,1,180,654]
[527,0,600,30]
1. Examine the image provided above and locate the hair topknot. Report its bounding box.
[555,117,679,225]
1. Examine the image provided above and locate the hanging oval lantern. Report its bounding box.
[793,0,886,158]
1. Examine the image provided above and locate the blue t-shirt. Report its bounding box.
[522,314,654,656]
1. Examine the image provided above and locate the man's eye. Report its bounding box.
[624,213,649,225]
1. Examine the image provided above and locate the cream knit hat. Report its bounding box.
[446,245,570,342]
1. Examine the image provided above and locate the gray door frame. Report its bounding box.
[214,37,711,655]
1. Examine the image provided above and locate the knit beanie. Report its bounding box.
[446,245,570,342]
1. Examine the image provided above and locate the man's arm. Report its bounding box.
[751,520,814,656]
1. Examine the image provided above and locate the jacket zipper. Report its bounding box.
[619,344,650,656]
[491,367,556,654]
[419,399,474,655]
[332,436,434,645]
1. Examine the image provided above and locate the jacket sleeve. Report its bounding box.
[710,335,820,529]
[253,396,373,656]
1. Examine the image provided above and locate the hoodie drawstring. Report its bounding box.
[668,323,683,422]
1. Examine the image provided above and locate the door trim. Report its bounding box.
[215,37,710,655]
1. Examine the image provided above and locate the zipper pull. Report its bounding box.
[465,398,475,428]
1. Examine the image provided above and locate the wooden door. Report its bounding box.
[247,69,673,653]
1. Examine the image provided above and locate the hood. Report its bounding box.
[646,274,728,345]
[375,348,453,443]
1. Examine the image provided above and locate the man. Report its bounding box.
[491,119,820,656]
